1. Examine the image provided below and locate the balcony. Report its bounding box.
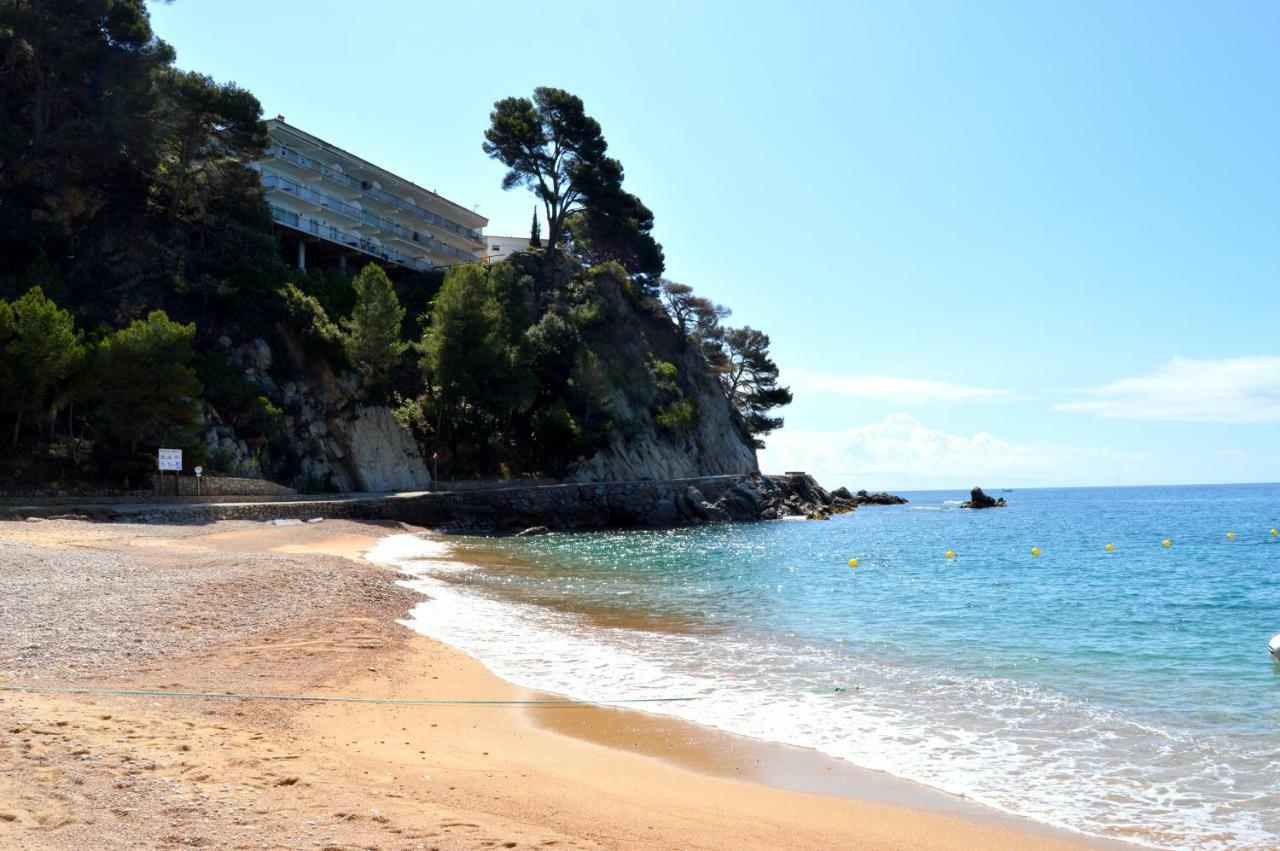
[268,204,469,273]
[263,144,486,247]
[262,173,480,264]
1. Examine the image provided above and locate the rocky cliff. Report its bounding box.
[561,267,759,483]
[201,261,757,493]
[209,329,430,493]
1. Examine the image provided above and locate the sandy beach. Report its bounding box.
[0,518,1105,849]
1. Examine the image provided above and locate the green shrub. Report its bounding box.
[279,283,346,364]
[652,360,679,386]
[532,400,580,451]
[656,397,700,434]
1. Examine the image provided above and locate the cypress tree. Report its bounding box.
[530,207,542,248]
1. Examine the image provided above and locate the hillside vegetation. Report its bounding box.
[0,1,789,490]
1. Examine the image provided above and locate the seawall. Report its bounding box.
[0,474,797,529]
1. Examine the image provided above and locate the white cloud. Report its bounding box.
[758,413,1143,489]
[787,370,1010,403]
[1055,356,1280,423]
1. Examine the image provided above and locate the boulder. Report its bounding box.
[713,480,766,521]
[248,338,273,371]
[676,486,710,521]
[700,500,731,523]
[644,492,679,526]
[961,487,1006,509]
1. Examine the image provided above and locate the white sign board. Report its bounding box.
[157,448,183,471]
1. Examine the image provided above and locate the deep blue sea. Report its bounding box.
[375,483,1280,849]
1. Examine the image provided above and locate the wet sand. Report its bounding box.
[0,518,1115,849]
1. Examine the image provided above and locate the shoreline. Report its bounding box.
[387,531,1135,850]
[0,518,1120,848]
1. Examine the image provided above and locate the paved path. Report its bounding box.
[0,491,429,522]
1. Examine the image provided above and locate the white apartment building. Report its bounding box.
[485,234,535,263]
[254,118,487,274]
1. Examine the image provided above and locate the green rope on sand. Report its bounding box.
[0,684,700,706]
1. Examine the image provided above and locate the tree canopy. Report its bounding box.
[0,0,281,317]
[1,287,82,448]
[420,263,533,415]
[0,0,174,268]
[483,87,663,281]
[90,309,202,456]
[720,327,793,446]
[342,264,406,387]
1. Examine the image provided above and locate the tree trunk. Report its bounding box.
[11,409,23,451]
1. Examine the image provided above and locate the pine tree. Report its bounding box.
[91,310,201,456]
[342,263,406,387]
[3,287,82,449]
[720,327,793,447]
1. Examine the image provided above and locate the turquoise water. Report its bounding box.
[383,484,1280,849]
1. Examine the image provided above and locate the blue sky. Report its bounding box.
[149,1,1280,489]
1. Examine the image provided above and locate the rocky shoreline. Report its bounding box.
[404,473,907,534]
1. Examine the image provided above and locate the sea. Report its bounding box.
[370,483,1280,849]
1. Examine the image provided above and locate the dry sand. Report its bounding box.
[0,518,1107,849]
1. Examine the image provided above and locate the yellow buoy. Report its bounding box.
[1031,547,1041,557]
[1162,539,1172,548]
[1226,532,1236,540]
[1105,543,1115,552]
[848,558,859,568]
[1272,529,1279,537]
[945,550,956,559]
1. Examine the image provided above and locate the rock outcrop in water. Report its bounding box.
[832,487,909,507]
[961,486,1005,509]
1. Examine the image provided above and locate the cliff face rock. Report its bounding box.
[563,270,760,483]
[201,405,263,478]
[568,421,758,482]
[315,405,431,492]
[218,330,430,493]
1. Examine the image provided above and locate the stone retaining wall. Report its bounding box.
[379,475,758,531]
[2,474,852,531]
[151,475,297,497]
[1,475,749,527]
[428,478,561,492]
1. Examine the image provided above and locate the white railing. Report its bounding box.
[269,204,444,273]
[264,145,485,246]
[262,173,478,263]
